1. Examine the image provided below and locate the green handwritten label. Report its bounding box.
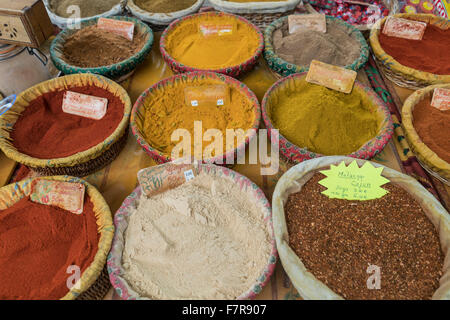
[319,161,389,201]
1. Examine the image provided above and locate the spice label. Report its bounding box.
[30,180,85,215]
[184,85,230,108]
[97,18,134,41]
[288,14,327,34]
[62,91,108,120]
[199,22,236,37]
[431,88,450,111]
[319,161,390,201]
[382,17,427,40]
[138,163,198,197]
[306,60,357,94]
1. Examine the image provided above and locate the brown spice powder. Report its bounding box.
[62,26,146,68]
[285,172,444,300]
[135,0,197,13]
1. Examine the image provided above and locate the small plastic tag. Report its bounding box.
[0,94,16,116]
[382,17,426,40]
[97,18,134,41]
[30,180,85,214]
[306,60,357,94]
[431,88,450,111]
[62,91,108,120]
[184,85,230,108]
[288,14,327,34]
[199,22,236,37]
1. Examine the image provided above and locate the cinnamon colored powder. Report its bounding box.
[11,86,124,159]
[412,95,450,163]
[0,196,99,300]
[379,24,450,75]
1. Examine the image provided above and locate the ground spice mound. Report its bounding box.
[412,95,450,163]
[272,19,361,68]
[0,196,99,300]
[285,173,444,300]
[62,26,146,68]
[11,86,124,159]
[135,0,197,13]
[49,0,121,18]
[379,24,450,75]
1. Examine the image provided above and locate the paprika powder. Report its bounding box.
[11,86,124,159]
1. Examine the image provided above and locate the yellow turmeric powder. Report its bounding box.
[142,77,256,159]
[164,14,261,70]
[269,79,381,155]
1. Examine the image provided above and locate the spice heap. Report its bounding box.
[11,86,124,159]
[0,195,99,299]
[48,0,121,18]
[61,26,146,68]
[135,0,197,13]
[164,15,261,69]
[412,94,450,163]
[285,172,444,300]
[272,18,362,68]
[122,173,271,299]
[379,23,450,75]
[269,80,380,155]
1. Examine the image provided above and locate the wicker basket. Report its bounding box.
[0,74,131,177]
[370,13,450,90]
[402,84,450,184]
[0,175,114,300]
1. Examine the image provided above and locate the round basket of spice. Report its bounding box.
[402,84,450,184]
[50,16,154,82]
[44,0,124,30]
[264,15,369,78]
[261,72,394,164]
[0,175,114,300]
[108,162,277,300]
[0,74,131,177]
[272,156,450,300]
[127,0,205,26]
[370,13,450,90]
[130,71,260,164]
[160,12,264,78]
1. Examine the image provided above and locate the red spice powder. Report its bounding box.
[412,95,450,163]
[11,86,124,159]
[379,24,450,75]
[0,196,99,300]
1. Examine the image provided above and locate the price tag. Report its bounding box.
[97,18,135,41]
[30,180,85,214]
[288,14,327,34]
[306,60,357,94]
[319,161,390,201]
[184,170,195,182]
[431,88,450,111]
[62,91,108,120]
[382,17,427,40]
[184,85,230,108]
[199,22,236,37]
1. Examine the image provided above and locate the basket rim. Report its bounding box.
[50,16,154,76]
[261,72,394,162]
[0,74,132,168]
[159,11,265,76]
[209,0,301,13]
[130,71,261,164]
[107,163,278,300]
[263,15,370,77]
[369,13,450,85]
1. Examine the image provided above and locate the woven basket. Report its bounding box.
[370,13,450,90]
[128,0,204,25]
[0,74,131,177]
[261,72,394,164]
[51,16,154,81]
[130,71,260,164]
[209,0,301,14]
[160,11,264,77]
[272,156,450,300]
[264,15,370,78]
[0,175,114,300]
[108,163,277,300]
[402,84,450,184]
